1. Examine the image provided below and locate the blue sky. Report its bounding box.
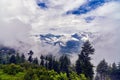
[66,0,107,15]
[37,2,47,9]
[37,0,119,23]
[37,0,118,15]
[67,0,120,15]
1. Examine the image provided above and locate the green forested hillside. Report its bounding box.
[0,63,87,80]
[0,41,119,80]
[0,41,94,80]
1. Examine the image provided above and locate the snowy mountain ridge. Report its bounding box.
[35,31,99,53]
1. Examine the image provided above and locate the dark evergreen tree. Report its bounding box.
[95,75,100,80]
[75,41,94,80]
[28,50,34,63]
[53,60,60,73]
[9,55,16,64]
[112,63,117,71]
[59,54,71,76]
[33,57,39,65]
[47,55,54,70]
[75,54,82,74]
[96,61,120,80]
[115,62,120,80]
[81,41,94,58]
[28,55,33,63]
[110,62,120,80]
[6,54,10,64]
[45,54,60,73]
[28,50,34,55]
[110,63,118,80]
[45,61,48,69]
[83,60,94,80]
[96,59,109,80]
[40,55,44,66]
[45,56,48,69]
[21,53,25,63]
[0,52,3,64]
[16,53,20,64]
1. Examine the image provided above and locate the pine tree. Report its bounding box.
[16,53,20,64]
[9,55,16,64]
[40,55,44,66]
[0,52,3,64]
[75,54,82,74]
[28,50,34,63]
[53,60,60,73]
[47,55,54,70]
[33,57,39,65]
[116,62,120,80]
[112,63,117,71]
[6,54,10,64]
[45,56,48,69]
[96,59,109,80]
[28,50,34,55]
[75,41,94,80]
[21,53,25,63]
[110,63,118,80]
[59,54,71,76]
[28,55,33,63]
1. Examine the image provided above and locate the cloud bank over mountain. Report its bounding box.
[0,0,120,64]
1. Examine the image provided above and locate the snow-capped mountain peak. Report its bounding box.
[35,31,98,53]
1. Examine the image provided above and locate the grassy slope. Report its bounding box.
[0,70,24,80]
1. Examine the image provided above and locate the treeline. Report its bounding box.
[0,63,87,80]
[95,59,120,80]
[0,41,95,80]
[1,41,120,80]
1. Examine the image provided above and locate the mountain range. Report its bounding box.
[36,32,99,54]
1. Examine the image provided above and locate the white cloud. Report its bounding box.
[0,0,120,64]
